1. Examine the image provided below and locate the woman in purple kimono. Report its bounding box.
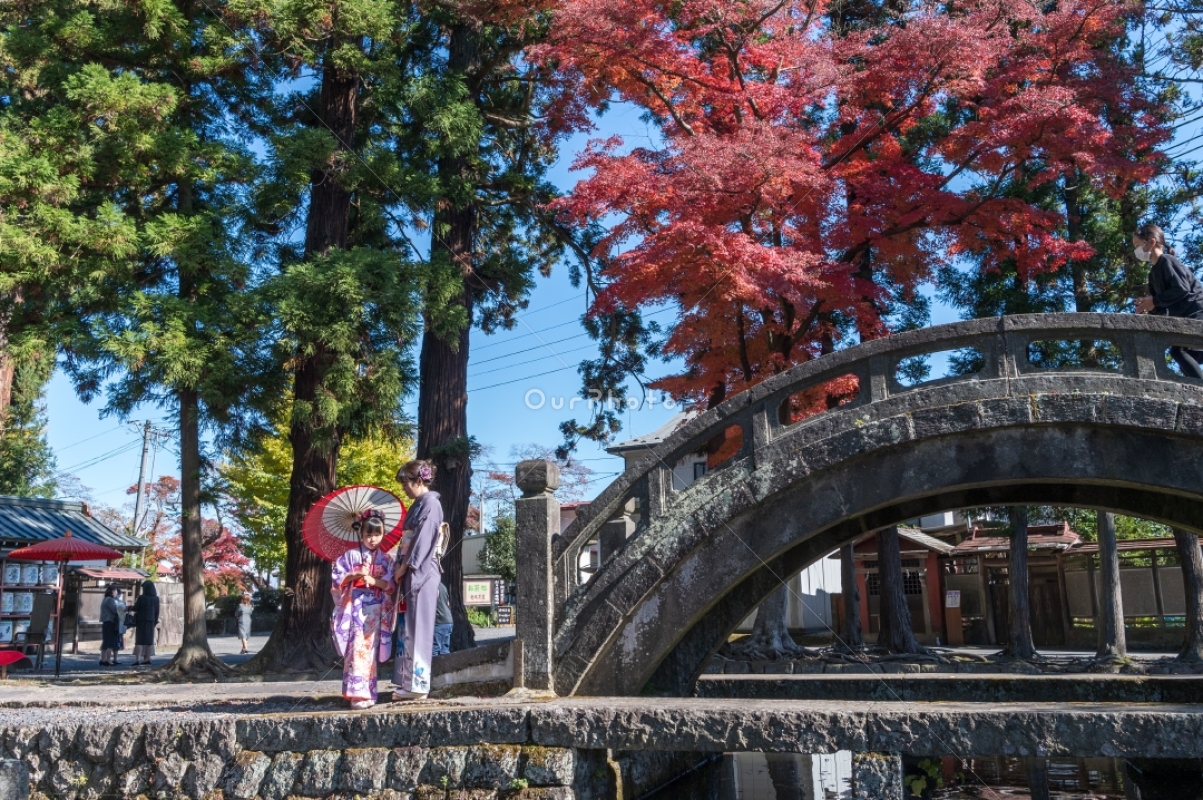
[331,512,396,709]
[393,459,443,700]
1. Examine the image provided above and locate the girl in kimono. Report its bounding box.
[393,459,443,700]
[331,511,397,709]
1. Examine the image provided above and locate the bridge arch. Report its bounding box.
[538,314,1203,696]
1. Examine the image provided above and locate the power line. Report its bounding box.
[471,366,577,392]
[53,425,126,453]
[56,440,142,474]
[470,342,597,376]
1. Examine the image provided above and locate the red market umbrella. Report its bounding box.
[7,532,123,564]
[7,531,123,677]
[303,485,406,562]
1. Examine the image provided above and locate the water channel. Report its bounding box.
[646,753,1203,799]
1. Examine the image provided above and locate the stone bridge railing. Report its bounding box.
[513,313,1203,692]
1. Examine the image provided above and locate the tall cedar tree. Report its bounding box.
[540,0,1167,654]
[395,1,585,651]
[242,0,422,672]
[1,0,269,676]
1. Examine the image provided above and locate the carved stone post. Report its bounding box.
[515,458,561,692]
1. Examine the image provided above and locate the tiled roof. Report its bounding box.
[0,496,147,551]
[897,527,956,555]
[949,522,1080,556]
[606,411,699,453]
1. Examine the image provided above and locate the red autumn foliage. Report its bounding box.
[103,475,252,597]
[538,0,1168,410]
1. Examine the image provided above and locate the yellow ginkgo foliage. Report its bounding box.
[222,423,414,578]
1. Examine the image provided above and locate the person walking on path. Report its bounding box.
[132,580,159,665]
[1134,222,1203,378]
[393,459,443,700]
[99,585,122,667]
[331,512,397,709]
[235,591,253,655]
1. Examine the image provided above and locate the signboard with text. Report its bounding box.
[464,580,492,606]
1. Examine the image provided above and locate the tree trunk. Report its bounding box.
[164,387,228,677]
[1096,511,1127,659]
[722,582,809,661]
[245,42,357,673]
[416,21,481,653]
[248,367,340,672]
[876,526,922,654]
[840,542,864,649]
[1172,527,1203,662]
[1003,507,1036,660]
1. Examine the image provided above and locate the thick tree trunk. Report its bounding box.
[416,21,481,653]
[1096,511,1127,659]
[840,542,864,649]
[246,44,357,673]
[722,583,809,661]
[1172,527,1203,662]
[876,526,923,654]
[248,364,340,672]
[1003,507,1037,660]
[164,387,228,677]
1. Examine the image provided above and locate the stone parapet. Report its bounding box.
[3,696,1203,798]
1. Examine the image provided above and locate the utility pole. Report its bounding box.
[131,421,152,537]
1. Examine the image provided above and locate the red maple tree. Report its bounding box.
[541,0,1166,407]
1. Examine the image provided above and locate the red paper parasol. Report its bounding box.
[6,531,123,564]
[302,485,406,561]
[6,531,123,678]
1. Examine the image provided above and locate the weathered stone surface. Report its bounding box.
[851,752,902,800]
[461,745,520,789]
[508,789,573,800]
[0,759,29,800]
[521,747,574,787]
[297,749,342,796]
[111,724,144,772]
[339,747,391,792]
[223,750,271,799]
[182,754,226,799]
[419,746,467,788]
[388,746,428,792]
[115,767,148,798]
[150,751,188,796]
[260,751,302,800]
[515,459,560,497]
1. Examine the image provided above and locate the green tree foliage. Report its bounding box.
[0,0,271,677]
[0,348,56,498]
[222,423,415,578]
[477,514,516,586]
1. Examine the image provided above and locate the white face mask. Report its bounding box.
[1134,244,1153,262]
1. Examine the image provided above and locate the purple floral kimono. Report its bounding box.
[331,546,397,703]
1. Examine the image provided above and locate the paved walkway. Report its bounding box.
[6,625,516,680]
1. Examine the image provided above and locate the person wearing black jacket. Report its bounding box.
[1134,222,1203,378]
[132,580,159,666]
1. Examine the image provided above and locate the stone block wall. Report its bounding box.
[0,721,580,800]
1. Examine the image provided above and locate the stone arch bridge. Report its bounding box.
[512,314,1203,697]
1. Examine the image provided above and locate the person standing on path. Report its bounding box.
[235,591,253,655]
[99,585,122,667]
[331,512,397,709]
[132,580,159,665]
[393,459,443,700]
[1134,222,1203,378]
[433,581,453,657]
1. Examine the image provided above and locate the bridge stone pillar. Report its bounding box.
[515,458,560,693]
[600,512,635,565]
